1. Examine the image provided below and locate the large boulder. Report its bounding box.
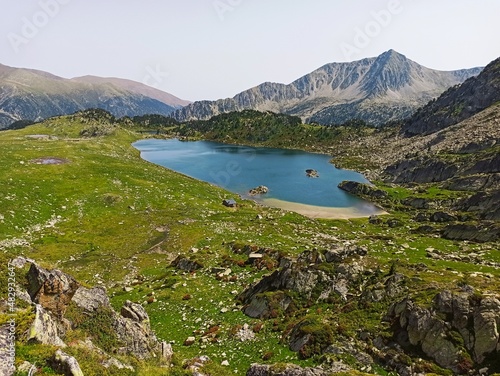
[28,304,66,347]
[26,263,79,319]
[473,297,500,363]
[71,286,110,313]
[113,300,167,360]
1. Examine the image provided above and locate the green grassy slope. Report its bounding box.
[1,111,498,375]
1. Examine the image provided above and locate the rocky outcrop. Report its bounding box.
[386,291,500,373]
[288,317,334,358]
[171,255,204,272]
[238,248,366,319]
[455,190,500,220]
[384,158,458,184]
[113,300,168,360]
[338,180,387,199]
[51,349,84,376]
[73,287,169,361]
[19,261,170,367]
[445,173,500,192]
[305,169,319,178]
[28,304,66,347]
[429,211,456,223]
[441,223,500,242]
[249,185,269,195]
[246,362,351,376]
[26,263,79,319]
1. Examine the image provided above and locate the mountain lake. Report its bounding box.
[133,138,386,218]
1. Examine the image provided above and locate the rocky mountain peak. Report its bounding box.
[360,49,414,96]
[173,50,482,126]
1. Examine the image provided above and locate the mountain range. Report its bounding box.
[172,50,482,125]
[0,50,483,130]
[0,64,190,129]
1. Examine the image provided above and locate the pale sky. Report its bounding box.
[1,0,499,101]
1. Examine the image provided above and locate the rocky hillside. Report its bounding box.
[327,55,500,244]
[0,63,188,129]
[172,50,482,126]
[402,56,500,135]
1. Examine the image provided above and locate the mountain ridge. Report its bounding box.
[172,50,483,125]
[402,56,500,135]
[0,63,190,129]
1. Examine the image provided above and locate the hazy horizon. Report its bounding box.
[2,0,499,101]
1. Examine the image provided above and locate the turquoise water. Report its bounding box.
[133,138,377,211]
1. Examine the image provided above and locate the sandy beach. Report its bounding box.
[262,198,388,219]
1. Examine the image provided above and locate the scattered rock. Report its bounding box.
[236,324,255,342]
[249,185,269,195]
[430,211,456,222]
[171,255,204,272]
[184,336,196,346]
[246,362,351,376]
[386,218,402,228]
[51,349,84,376]
[102,357,135,371]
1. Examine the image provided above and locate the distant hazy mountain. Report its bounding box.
[402,56,500,136]
[172,50,482,126]
[71,76,191,108]
[0,64,189,129]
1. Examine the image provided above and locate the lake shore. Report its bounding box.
[262,198,388,219]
